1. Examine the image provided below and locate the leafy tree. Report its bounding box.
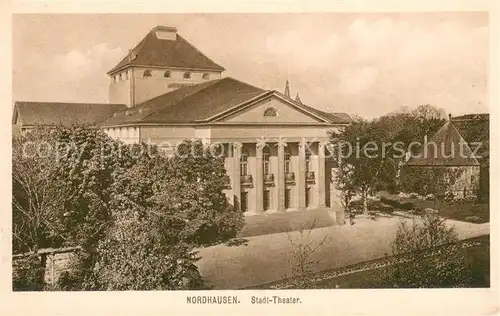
[330,120,390,215]
[387,215,471,287]
[158,140,243,246]
[91,209,204,290]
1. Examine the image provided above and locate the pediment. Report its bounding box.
[216,94,327,124]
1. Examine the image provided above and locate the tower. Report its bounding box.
[107,26,225,107]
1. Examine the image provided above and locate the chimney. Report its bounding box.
[154,26,178,41]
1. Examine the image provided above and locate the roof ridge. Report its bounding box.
[272,90,331,123]
[139,78,225,121]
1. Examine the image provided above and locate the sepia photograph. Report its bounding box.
[7,8,495,308]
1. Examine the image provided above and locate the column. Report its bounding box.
[298,140,307,210]
[318,142,326,208]
[255,143,264,212]
[232,142,242,211]
[277,143,286,212]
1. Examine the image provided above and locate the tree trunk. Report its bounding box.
[363,191,368,215]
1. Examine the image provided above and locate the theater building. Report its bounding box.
[13,25,351,214]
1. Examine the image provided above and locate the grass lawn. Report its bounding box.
[438,203,489,223]
[376,192,489,224]
[271,235,490,289]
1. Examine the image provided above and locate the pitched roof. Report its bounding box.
[108,26,225,75]
[13,102,126,127]
[283,94,352,124]
[103,77,266,125]
[406,120,480,166]
[452,113,489,163]
[103,77,352,126]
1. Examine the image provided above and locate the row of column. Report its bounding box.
[231,141,326,212]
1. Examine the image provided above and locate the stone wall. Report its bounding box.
[13,247,80,286]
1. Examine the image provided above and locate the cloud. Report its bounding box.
[14,43,124,103]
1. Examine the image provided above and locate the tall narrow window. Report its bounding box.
[143,69,152,77]
[183,72,191,79]
[240,153,248,176]
[263,146,271,175]
[305,150,311,172]
[285,150,291,174]
[164,71,171,78]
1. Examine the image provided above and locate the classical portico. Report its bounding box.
[219,139,329,214]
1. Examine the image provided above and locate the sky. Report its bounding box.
[12,13,489,119]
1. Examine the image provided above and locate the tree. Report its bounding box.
[90,209,204,290]
[330,120,389,215]
[12,128,68,253]
[158,140,244,246]
[386,214,471,287]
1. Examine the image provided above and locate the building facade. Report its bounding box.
[13,25,351,215]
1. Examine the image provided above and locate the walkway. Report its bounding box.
[196,216,489,289]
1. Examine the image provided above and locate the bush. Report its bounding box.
[386,215,471,287]
[12,255,45,291]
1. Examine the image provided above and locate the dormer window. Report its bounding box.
[183,72,191,79]
[164,71,171,78]
[143,69,152,77]
[264,107,277,117]
[202,73,210,80]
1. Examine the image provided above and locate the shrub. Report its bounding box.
[386,215,471,287]
[12,255,45,291]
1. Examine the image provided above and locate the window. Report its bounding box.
[264,107,277,117]
[119,73,122,81]
[113,75,117,83]
[143,69,152,77]
[183,72,191,79]
[305,150,311,172]
[164,71,171,78]
[124,71,129,80]
[285,151,291,174]
[202,73,210,80]
[263,146,271,175]
[240,153,248,176]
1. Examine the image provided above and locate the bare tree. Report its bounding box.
[286,219,330,278]
[12,130,67,253]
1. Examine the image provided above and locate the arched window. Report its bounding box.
[264,107,277,117]
[202,73,210,80]
[164,71,171,78]
[183,72,191,79]
[143,69,152,77]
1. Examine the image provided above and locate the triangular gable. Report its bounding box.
[406,121,480,166]
[210,92,331,124]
